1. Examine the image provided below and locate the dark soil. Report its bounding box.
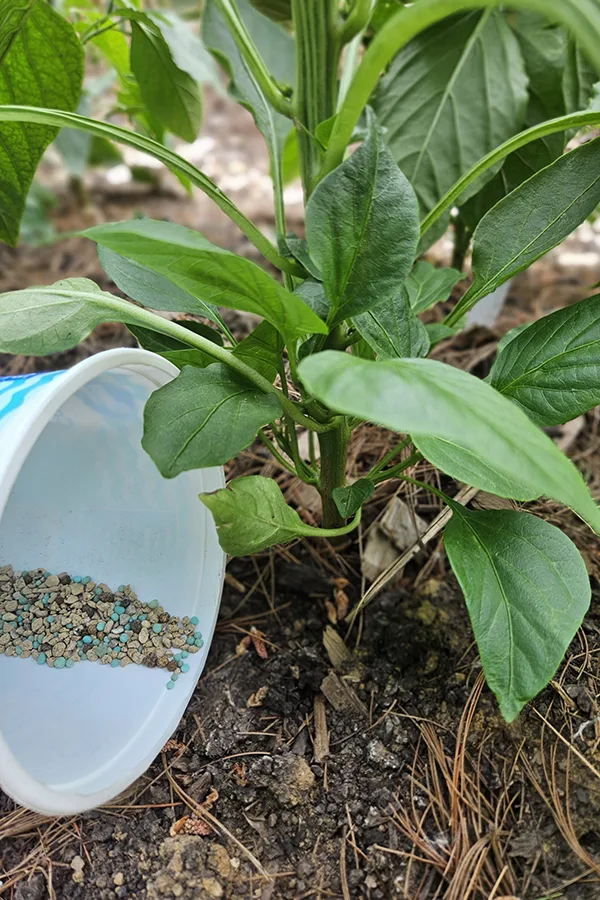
[2,549,600,899]
[2,92,600,900]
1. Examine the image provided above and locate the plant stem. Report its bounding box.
[102,298,334,433]
[213,0,293,117]
[452,215,471,273]
[320,0,600,181]
[369,436,412,477]
[339,0,374,43]
[396,474,454,506]
[318,422,350,528]
[0,106,302,276]
[373,451,422,484]
[291,0,340,197]
[338,29,364,109]
[296,510,362,540]
[258,430,298,476]
[420,110,600,238]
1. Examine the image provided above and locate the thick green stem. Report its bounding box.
[318,423,350,529]
[321,0,600,180]
[291,0,340,197]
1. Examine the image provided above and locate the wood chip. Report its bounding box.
[323,626,353,669]
[313,694,329,763]
[321,672,368,718]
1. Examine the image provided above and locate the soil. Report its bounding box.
[2,91,600,900]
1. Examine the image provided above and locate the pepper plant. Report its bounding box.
[2,0,600,722]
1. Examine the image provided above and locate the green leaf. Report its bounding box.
[0,0,83,245]
[305,114,419,325]
[232,322,283,382]
[284,235,321,280]
[496,322,532,354]
[504,15,568,180]
[129,321,221,369]
[281,127,300,185]
[130,19,203,143]
[249,0,291,23]
[19,181,57,247]
[142,365,281,477]
[425,323,459,347]
[0,277,153,354]
[333,480,375,518]
[460,13,569,231]
[82,12,130,78]
[490,294,600,426]
[563,38,598,114]
[353,288,430,359]
[202,0,294,161]
[294,280,329,320]
[88,135,123,166]
[298,351,600,533]
[98,246,226,331]
[444,506,590,721]
[146,10,223,91]
[200,475,309,556]
[452,138,600,323]
[405,261,463,314]
[85,219,327,344]
[372,11,528,215]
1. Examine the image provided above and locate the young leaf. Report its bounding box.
[142,365,281,477]
[85,219,327,344]
[452,138,600,323]
[333,480,375,518]
[200,475,309,555]
[294,280,330,321]
[353,289,430,359]
[0,0,83,245]
[130,20,203,143]
[146,10,223,91]
[444,507,590,722]
[298,352,600,533]
[305,114,419,325]
[372,11,528,214]
[202,0,294,163]
[405,261,464,314]
[490,294,600,426]
[284,235,322,280]
[98,246,226,331]
[231,322,283,382]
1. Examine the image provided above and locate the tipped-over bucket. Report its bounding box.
[0,348,225,814]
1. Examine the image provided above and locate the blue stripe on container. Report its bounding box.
[0,372,63,422]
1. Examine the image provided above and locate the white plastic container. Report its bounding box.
[0,348,225,815]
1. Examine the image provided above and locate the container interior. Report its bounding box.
[0,365,220,796]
